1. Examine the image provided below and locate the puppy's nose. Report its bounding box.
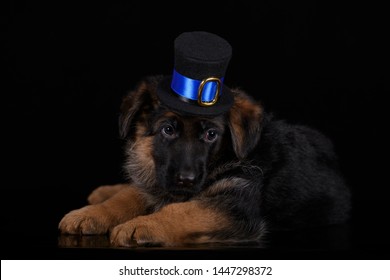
[177,171,196,186]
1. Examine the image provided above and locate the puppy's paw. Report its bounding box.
[110,217,167,247]
[87,184,128,204]
[58,205,112,235]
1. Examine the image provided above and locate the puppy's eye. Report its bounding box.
[204,129,218,142]
[161,124,175,137]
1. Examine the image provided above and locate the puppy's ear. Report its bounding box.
[228,89,263,159]
[119,76,161,139]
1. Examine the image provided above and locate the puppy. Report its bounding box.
[58,75,351,247]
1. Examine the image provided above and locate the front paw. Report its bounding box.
[110,216,167,247]
[58,205,112,235]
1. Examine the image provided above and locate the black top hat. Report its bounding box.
[157,31,234,116]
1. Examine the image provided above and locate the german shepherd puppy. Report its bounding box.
[58,75,351,247]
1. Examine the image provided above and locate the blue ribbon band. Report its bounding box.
[171,69,224,104]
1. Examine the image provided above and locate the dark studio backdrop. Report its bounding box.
[3,1,388,260]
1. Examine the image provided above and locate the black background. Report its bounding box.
[3,1,388,260]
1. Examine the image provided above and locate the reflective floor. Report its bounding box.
[49,223,385,259]
[2,222,389,260]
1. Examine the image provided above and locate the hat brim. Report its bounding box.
[156,76,234,116]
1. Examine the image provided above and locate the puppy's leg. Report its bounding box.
[87,183,130,205]
[110,200,231,247]
[59,186,149,235]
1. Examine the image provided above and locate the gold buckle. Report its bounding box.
[197,77,221,107]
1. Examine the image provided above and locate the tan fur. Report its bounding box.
[87,183,130,204]
[124,133,156,188]
[59,186,152,234]
[229,89,263,159]
[110,200,231,246]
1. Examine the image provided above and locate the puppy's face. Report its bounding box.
[151,111,226,199]
[120,76,263,202]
